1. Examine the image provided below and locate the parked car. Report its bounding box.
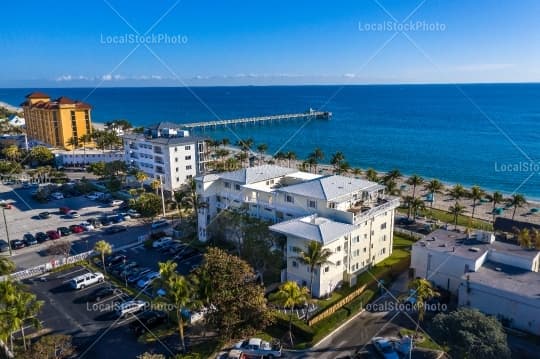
[0,240,9,252]
[158,240,177,252]
[38,211,51,219]
[127,268,151,284]
[11,240,26,250]
[104,225,127,234]
[116,300,148,317]
[151,219,168,229]
[371,337,399,359]
[0,200,12,209]
[57,227,71,236]
[69,272,104,290]
[50,192,64,200]
[23,233,38,246]
[110,199,124,206]
[35,232,49,243]
[168,242,186,255]
[152,237,173,248]
[129,310,168,335]
[79,222,95,231]
[69,225,84,233]
[87,218,102,228]
[111,215,124,224]
[113,262,139,277]
[234,338,282,358]
[86,286,121,302]
[59,207,72,215]
[67,211,80,218]
[86,193,100,200]
[136,271,160,289]
[107,254,127,268]
[177,247,198,261]
[46,230,61,240]
[100,217,112,226]
[127,209,141,218]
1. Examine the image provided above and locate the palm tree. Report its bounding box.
[66,136,78,163]
[449,202,466,229]
[384,169,402,183]
[6,290,43,351]
[151,179,161,195]
[507,194,527,220]
[486,191,504,222]
[0,257,15,275]
[385,180,401,196]
[79,133,93,165]
[336,161,350,175]
[306,157,317,173]
[406,175,424,199]
[221,138,230,147]
[351,168,362,178]
[365,168,378,182]
[236,138,254,164]
[424,179,444,209]
[308,147,324,173]
[272,281,309,346]
[409,197,426,220]
[330,152,345,173]
[468,185,486,219]
[175,179,207,218]
[285,151,297,168]
[235,151,248,167]
[135,171,148,189]
[215,148,230,165]
[407,278,439,335]
[94,240,112,273]
[2,145,21,162]
[157,261,193,352]
[256,143,268,165]
[513,227,532,249]
[296,241,332,298]
[274,151,286,166]
[446,184,466,203]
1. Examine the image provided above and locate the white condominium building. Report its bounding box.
[123,122,209,192]
[195,165,400,297]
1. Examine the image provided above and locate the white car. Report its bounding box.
[234,338,282,358]
[67,211,80,218]
[110,199,124,206]
[80,222,95,231]
[116,300,148,317]
[69,272,104,290]
[50,192,64,200]
[136,272,160,289]
[152,237,173,248]
[127,209,141,218]
[151,219,168,229]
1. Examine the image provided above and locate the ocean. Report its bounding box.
[1,84,540,199]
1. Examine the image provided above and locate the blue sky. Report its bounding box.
[1,0,539,87]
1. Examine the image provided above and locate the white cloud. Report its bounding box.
[101,74,113,81]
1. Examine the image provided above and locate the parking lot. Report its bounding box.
[26,265,177,358]
[0,182,159,270]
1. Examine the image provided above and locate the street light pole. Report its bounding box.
[159,175,166,217]
[2,208,13,256]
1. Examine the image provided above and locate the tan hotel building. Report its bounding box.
[22,92,93,150]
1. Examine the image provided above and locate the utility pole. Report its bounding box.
[2,208,13,256]
[159,175,166,217]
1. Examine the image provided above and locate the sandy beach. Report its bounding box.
[0,101,22,113]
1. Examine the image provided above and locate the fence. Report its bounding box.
[1,250,95,282]
[394,227,424,240]
[308,284,367,326]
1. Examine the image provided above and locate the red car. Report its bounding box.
[46,230,60,240]
[69,225,84,233]
[59,207,71,215]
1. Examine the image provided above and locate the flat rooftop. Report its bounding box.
[464,261,540,299]
[414,229,540,261]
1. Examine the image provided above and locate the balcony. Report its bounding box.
[350,197,401,224]
[155,166,165,174]
[129,143,138,150]
[153,146,163,154]
[155,156,164,165]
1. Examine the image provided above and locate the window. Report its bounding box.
[184,145,191,150]
[328,202,336,209]
[187,175,192,180]
[380,222,387,230]
[336,260,341,266]
[324,266,329,273]
[292,261,298,268]
[234,184,241,191]
[354,249,360,256]
[363,247,367,252]
[382,248,386,254]
[336,246,341,252]
[307,200,317,209]
[176,177,180,182]
[355,236,360,243]
[285,195,294,203]
[224,182,231,189]
[174,147,178,152]
[185,155,191,160]
[175,167,179,172]
[186,165,192,170]
[175,158,178,162]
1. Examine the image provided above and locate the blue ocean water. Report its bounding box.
[1,84,540,198]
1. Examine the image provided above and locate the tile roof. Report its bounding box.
[270,215,355,245]
[218,165,297,185]
[26,92,50,99]
[278,175,383,200]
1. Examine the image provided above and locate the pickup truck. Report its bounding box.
[234,338,281,358]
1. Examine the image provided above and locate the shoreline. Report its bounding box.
[0,101,22,113]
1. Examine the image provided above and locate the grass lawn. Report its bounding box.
[399,328,445,351]
[398,207,493,231]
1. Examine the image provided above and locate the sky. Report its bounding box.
[1,0,539,87]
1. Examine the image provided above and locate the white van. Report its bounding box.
[69,272,104,289]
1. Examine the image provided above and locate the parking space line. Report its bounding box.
[58,267,89,280]
[94,293,125,306]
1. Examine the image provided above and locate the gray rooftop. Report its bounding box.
[217,165,297,185]
[269,215,356,245]
[145,121,183,130]
[277,175,383,201]
[464,261,540,299]
[415,229,540,261]
[123,133,208,146]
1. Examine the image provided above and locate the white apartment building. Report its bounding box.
[196,164,400,297]
[53,149,124,166]
[411,229,540,335]
[123,122,209,192]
